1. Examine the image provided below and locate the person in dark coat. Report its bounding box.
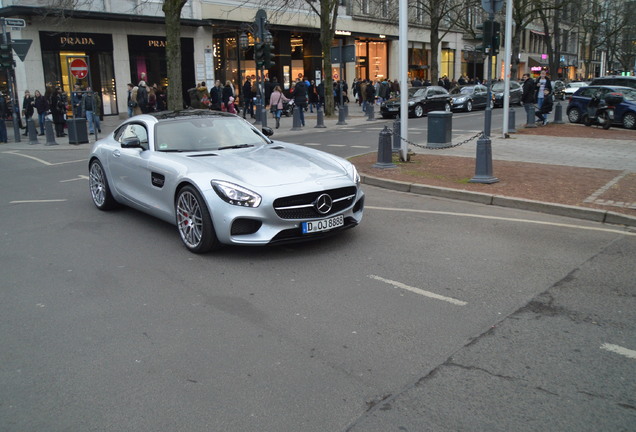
[222,80,234,110]
[22,90,35,136]
[33,89,48,136]
[292,79,308,126]
[535,89,553,125]
[136,80,149,113]
[521,73,536,121]
[242,78,253,118]
[50,87,67,137]
[209,80,222,111]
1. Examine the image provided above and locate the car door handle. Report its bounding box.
[113,150,121,158]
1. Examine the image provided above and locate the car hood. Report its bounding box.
[179,142,350,187]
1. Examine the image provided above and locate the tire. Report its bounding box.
[623,112,636,129]
[567,108,581,124]
[413,104,424,118]
[89,159,117,210]
[175,185,219,253]
[465,100,473,112]
[600,112,611,130]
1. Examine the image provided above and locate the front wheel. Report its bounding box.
[567,108,581,124]
[89,160,117,210]
[413,104,425,118]
[175,185,219,253]
[465,100,473,112]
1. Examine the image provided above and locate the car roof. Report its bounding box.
[151,109,236,121]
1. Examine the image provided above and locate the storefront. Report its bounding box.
[354,39,389,81]
[39,31,118,115]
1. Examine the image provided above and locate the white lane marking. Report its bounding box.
[303,143,321,146]
[2,151,86,166]
[368,274,467,306]
[10,199,68,204]
[366,206,636,237]
[60,175,89,182]
[600,343,636,359]
[351,145,370,149]
[328,144,346,147]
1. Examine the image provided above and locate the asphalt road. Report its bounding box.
[1,128,634,431]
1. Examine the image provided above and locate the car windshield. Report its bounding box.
[567,82,586,88]
[154,116,268,152]
[491,82,507,91]
[451,87,473,95]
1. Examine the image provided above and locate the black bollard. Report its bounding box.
[343,103,349,120]
[291,104,302,131]
[525,105,537,128]
[44,119,58,146]
[508,108,517,133]
[553,101,564,124]
[315,105,326,128]
[373,126,396,169]
[469,134,499,184]
[337,104,347,125]
[427,111,452,148]
[254,100,262,124]
[392,117,401,152]
[367,103,375,121]
[27,119,39,145]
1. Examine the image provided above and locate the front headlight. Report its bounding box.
[408,101,415,106]
[454,96,467,103]
[211,180,262,207]
[349,164,361,187]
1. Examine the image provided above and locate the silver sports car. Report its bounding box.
[88,110,365,253]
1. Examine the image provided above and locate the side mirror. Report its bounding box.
[261,127,274,137]
[121,137,142,149]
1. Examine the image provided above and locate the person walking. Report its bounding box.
[50,87,67,137]
[136,80,149,113]
[22,90,35,136]
[81,87,101,135]
[222,80,234,111]
[269,85,289,129]
[242,77,253,118]
[126,83,135,117]
[535,69,552,111]
[308,80,318,113]
[293,78,308,126]
[33,89,48,136]
[521,73,536,122]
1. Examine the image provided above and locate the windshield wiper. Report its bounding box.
[217,144,254,150]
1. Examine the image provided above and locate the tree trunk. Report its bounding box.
[319,0,339,117]
[162,0,187,110]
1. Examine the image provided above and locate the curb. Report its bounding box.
[361,173,636,228]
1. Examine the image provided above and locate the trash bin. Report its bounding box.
[67,118,89,144]
[427,111,452,148]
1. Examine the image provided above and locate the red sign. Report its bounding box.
[70,58,88,79]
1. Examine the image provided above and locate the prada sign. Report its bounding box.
[39,32,113,51]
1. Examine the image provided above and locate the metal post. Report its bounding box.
[315,105,326,128]
[44,118,58,146]
[291,104,302,130]
[27,119,39,145]
[553,100,564,124]
[508,107,517,133]
[373,126,396,169]
[525,104,537,128]
[337,103,347,125]
[366,103,375,121]
[392,117,400,152]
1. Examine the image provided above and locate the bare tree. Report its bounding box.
[162,0,188,110]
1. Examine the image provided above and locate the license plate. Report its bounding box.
[388,107,398,111]
[302,215,344,234]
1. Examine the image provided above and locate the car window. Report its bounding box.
[154,117,267,152]
[117,123,149,149]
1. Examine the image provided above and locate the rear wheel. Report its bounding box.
[89,160,117,210]
[623,112,636,129]
[175,185,219,253]
[583,114,592,127]
[600,112,611,130]
[465,100,473,112]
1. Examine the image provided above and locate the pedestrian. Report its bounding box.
[521,73,536,121]
[131,86,142,116]
[535,89,553,125]
[308,80,318,113]
[293,78,308,126]
[535,69,552,110]
[242,77,253,118]
[364,80,376,112]
[71,83,83,118]
[153,84,166,111]
[222,80,234,111]
[50,87,67,137]
[137,80,149,113]
[0,92,7,143]
[210,80,222,111]
[22,90,34,136]
[196,82,209,109]
[81,86,101,135]
[269,85,289,129]
[126,83,135,117]
[33,89,48,136]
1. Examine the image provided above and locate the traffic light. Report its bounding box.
[0,43,14,69]
[263,42,275,68]
[254,42,265,68]
[475,20,494,54]
[491,21,501,55]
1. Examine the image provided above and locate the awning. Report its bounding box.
[528,56,548,68]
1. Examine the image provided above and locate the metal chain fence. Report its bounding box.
[392,129,483,151]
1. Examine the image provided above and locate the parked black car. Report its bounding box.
[589,76,636,90]
[450,85,489,112]
[491,80,523,107]
[380,86,452,119]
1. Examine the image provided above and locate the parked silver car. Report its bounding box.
[88,110,365,253]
